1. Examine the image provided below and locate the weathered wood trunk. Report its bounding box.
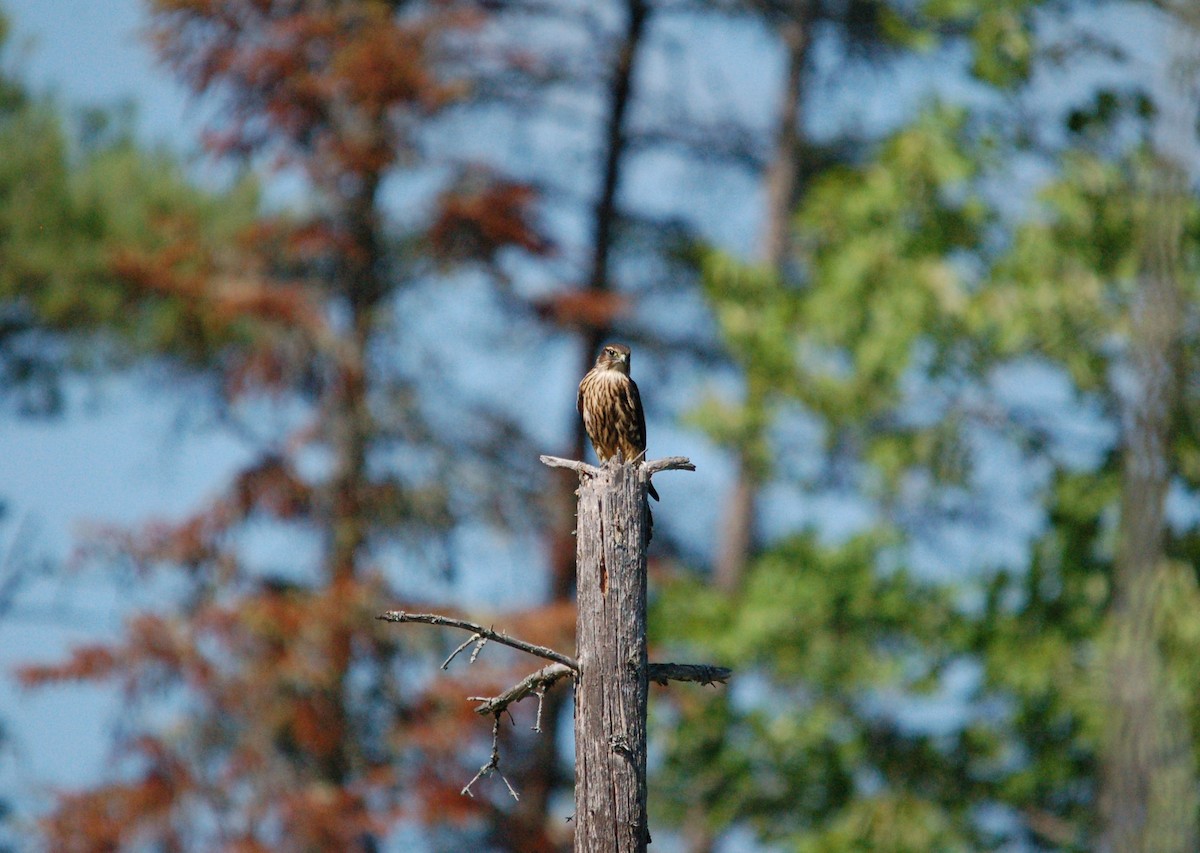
[573,459,651,852]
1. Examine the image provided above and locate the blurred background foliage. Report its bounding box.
[1,0,1200,851]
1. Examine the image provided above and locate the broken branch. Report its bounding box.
[641,456,696,476]
[647,662,731,686]
[470,662,575,720]
[539,454,600,476]
[377,610,578,670]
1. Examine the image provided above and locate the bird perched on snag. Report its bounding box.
[578,342,659,502]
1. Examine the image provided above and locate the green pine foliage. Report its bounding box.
[653,534,976,848]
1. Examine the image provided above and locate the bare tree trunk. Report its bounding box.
[1099,157,1196,853]
[758,15,807,271]
[321,171,383,836]
[713,10,807,593]
[573,460,652,851]
[588,0,648,289]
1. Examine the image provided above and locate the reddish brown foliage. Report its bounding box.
[149,2,470,181]
[232,456,312,519]
[332,15,447,113]
[112,243,327,341]
[18,615,214,692]
[531,288,630,330]
[431,178,554,262]
[207,278,326,334]
[277,785,383,851]
[240,218,350,267]
[25,578,430,848]
[40,738,191,853]
[77,502,233,576]
[17,645,118,686]
[108,208,333,404]
[414,770,483,824]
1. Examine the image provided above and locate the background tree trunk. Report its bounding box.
[560,0,652,599]
[1099,156,1196,853]
[573,460,652,852]
[713,9,808,593]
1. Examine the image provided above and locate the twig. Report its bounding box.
[462,714,520,802]
[442,633,483,670]
[470,662,575,719]
[534,688,547,733]
[0,511,32,618]
[647,663,732,686]
[377,611,578,670]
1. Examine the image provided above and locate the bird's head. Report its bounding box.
[596,343,632,375]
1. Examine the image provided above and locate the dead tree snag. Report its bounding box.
[542,454,694,851]
[378,454,729,852]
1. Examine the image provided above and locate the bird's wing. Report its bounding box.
[629,378,659,501]
[628,378,648,452]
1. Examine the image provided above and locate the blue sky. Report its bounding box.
[6,0,199,146]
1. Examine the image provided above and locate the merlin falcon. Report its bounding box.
[577,343,659,502]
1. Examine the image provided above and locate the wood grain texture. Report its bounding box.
[573,459,650,851]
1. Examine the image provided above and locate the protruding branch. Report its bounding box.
[539,454,601,476]
[642,456,696,476]
[643,456,695,497]
[647,663,731,686]
[471,662,575,721]
[377,611,578,670]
